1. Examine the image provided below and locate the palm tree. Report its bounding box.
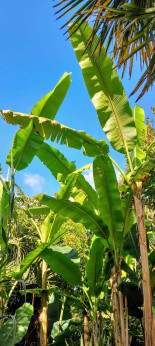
[54,0,155,100]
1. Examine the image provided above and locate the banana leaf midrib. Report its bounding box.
[3,111,108,155]
[78,26,133,161]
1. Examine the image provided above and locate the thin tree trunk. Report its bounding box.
[99,311,103,341]
[152,314,155,346]
[0,286,3,327]
[92,320,97,346]
[83,309,89,346]
[117,273,125,346]
[125,296,128,346]
[111,268,121,346]
[40,260,48,346]
[134,194,153,346]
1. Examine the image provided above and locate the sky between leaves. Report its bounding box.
[0,0,154,197]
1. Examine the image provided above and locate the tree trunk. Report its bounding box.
[92,320,97,346]
[111,266,129,346]
[0,286,3,327]
[125,296,128,346]
[99,311,103,341]
[40,260,48,346]
[117,273,125,346]
[111,268,121,346]
[83,309,89,346]
[134,194,153,346]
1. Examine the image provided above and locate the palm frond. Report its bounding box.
[54,0,155,99]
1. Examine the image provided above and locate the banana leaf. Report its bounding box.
[70,22,137,154]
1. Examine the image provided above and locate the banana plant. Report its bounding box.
[68,22,154,346]
[1,23,154,345]
[1,70,105,345]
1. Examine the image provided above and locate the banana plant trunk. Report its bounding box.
[83,309,90,346]
[92,320,97,346]
[111,266,129,346]
[0,286,3,327]
[40,260,48,346]
[134,193,153,346]
[125,296,128,346]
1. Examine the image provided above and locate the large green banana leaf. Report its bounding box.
[37,142,76,183]
[69,22,137,155]
[13,227,68,280]
[7,122,43,171]
[37,143,99,210]
[14,243,49,279]
[31,71,71,120]
[1,111,108,157]
[26,206,50,216]
[131,105,146,167]
[121,191,136,237]
[40,248,82,286]
[6,72,71,170]
[93,155,124,248]
[50,245,80,263]
[39,194,109,241]
[133,105,146,147]
[86,237,104,296]
[40,211,56,243]
[41,173,80,242]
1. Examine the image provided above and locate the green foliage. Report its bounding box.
[48,294,71,344]
[86,237,104,296]
[117,281,143,319]
[0,303,33,346]
[93,155,124,248]
[39,194,109,240]
[50,245,80,264]
[1,110,109,157]
[6,122,43,171]
[124,225,140,261]
[54,0,154,100]
[70,22,137,154]
[40,248,82,286]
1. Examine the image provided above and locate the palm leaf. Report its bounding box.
[55,0,154,98]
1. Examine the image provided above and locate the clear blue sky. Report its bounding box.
[0,0,154,196]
